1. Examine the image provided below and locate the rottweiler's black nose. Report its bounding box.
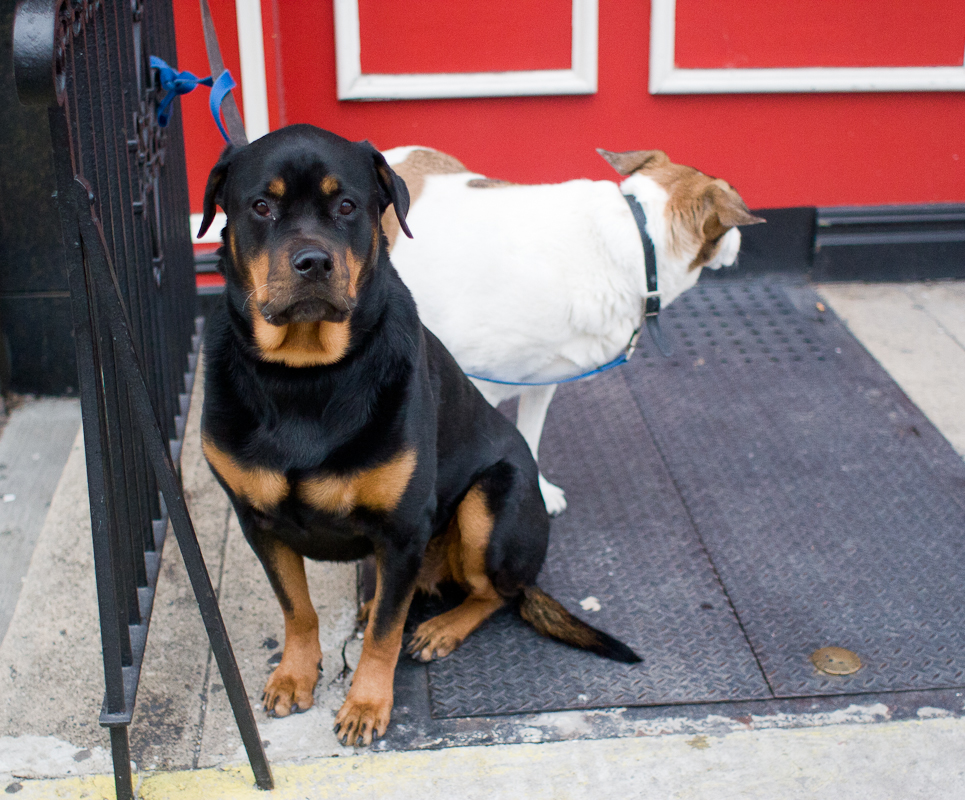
[290,248,333,280]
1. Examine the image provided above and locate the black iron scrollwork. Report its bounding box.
[11,1,272,797]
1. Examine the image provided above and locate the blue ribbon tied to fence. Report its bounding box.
[149,56,237,144]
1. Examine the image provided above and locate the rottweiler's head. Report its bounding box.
[199,125,411,366]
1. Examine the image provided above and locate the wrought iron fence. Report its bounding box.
[12,1,272,796]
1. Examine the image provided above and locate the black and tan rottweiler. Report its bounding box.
[197,124,640,747]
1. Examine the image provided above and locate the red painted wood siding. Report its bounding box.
[173,0,965,212]
[358,0,572,74]
[676,0,965,69]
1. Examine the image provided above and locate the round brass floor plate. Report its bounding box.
[810,646,862,675]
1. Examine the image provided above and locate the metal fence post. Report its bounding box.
[12,1,273,796]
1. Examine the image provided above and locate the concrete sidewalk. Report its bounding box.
[0,280,963,798]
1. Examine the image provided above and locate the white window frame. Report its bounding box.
[649,0,965,94]
[234,0,271,139]
[191,0,598,242]
[333,0,598,100]
[191,0,270,244]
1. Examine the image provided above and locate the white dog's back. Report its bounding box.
[382,146,763,512]
[389,171,645,385]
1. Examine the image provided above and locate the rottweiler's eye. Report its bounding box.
[338,200,356,216]
[253,200,272,217]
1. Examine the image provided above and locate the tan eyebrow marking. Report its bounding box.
[321,175,340,194]
[267,177,286,198]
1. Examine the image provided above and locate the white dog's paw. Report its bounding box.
[539,474,567,516]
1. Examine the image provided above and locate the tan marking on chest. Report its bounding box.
[202,436,289,511]
[251,316,352,367]
[382,149,467,250]
[299,449,418,515]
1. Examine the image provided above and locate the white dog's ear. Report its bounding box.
[705,184,766,227]
[597,148,668,176]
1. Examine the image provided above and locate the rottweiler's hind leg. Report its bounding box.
[407,478,514,662]
[407,596,505,662]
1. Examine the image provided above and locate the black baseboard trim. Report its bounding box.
[716,207,817,278]
[719,203,965,283]
[812,204,965,282]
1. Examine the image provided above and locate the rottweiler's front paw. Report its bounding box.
[262,652,322,717]
[333,694,392,747]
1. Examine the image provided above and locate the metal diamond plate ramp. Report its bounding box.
[401,277,965,721]
[418,367,770,718]
[622,279,965,697]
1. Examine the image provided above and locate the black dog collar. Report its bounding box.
[623,194,672,358]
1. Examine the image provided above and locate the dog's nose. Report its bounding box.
[290,248,333,280]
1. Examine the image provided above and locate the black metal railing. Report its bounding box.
[12,1,272,797]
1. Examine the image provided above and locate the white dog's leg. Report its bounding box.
[469,378,515,409]
[516,384,567,516]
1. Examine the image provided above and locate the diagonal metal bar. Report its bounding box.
[15,2,271,793]
[199,0,248,144]
[70,176,274,790]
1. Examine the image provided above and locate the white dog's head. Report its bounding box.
[599,148,764,273]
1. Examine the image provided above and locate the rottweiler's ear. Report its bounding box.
[360,141,413,239]
[198,145,237,238]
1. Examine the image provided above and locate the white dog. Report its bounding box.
[382,147,763,514]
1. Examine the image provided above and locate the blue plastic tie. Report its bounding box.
[149,56,236,144]
[208,70,238,144]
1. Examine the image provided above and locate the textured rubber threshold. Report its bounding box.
[397,278,965,721]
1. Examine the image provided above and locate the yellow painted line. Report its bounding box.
[8,718,965,800]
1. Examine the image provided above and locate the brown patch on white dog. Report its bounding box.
[382,149,467,249]
[598,148,764,268]
[467,178,518,189]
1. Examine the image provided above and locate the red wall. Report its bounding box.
[676,0,965,69]
[173,0,965,214]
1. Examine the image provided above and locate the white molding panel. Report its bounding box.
[649,0,965,94]
[334,0,598,100]
[235,0,271,139]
